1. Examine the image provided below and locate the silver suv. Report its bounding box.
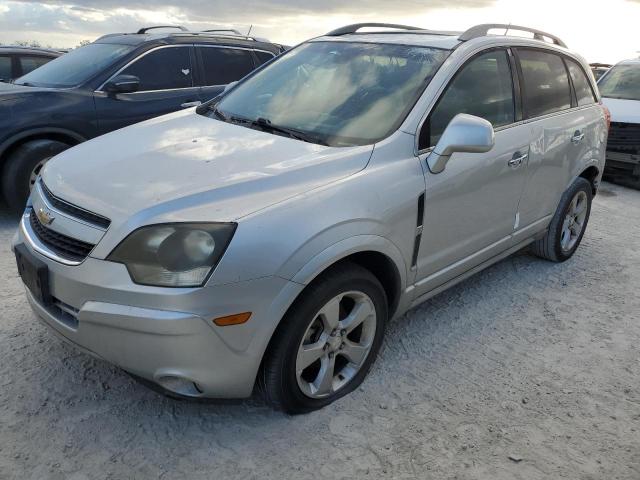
[13,23,607,413]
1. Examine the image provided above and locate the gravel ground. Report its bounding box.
[1,181,639,480]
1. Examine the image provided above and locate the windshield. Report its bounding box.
[598,63,640,101]
[15,43,134,88]
[208,41,450,147]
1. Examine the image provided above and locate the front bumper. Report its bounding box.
[13,221,303,398]
[604,151,640,180]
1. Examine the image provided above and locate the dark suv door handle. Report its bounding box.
[181,100,202,108]
[508,152,528,168]
[571,131,585,144]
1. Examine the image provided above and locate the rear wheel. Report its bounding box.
[262,263,387,414]
[531,177,592,262]
[2,139,70,213]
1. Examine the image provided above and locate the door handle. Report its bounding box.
[181,101,202,108]
[571,131,585,144]
[508,152,528,168]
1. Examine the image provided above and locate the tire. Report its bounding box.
[531,177,592,262]
[2,139,70,213]
[262,262,388,414]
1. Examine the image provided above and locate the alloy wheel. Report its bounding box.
[560,190,588,252]
[295,291,377,399]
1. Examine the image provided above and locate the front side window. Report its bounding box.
[198,47,254,86]
[0,55,11,80]
[566,59,597,106]
[598,63,640,101]
[15,43,134,88]
[518,49,572,118]
[121,47,193,91]
[209,41,450,147]
[19,56,52,76]
[421,49,515,149]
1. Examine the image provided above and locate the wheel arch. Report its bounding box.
[0,128,86,172]
[289,235,408,319]
[578,164,600,195]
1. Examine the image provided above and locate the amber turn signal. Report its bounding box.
[213,312,252,326]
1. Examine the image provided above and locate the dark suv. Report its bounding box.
[0,46,62,83]
[0,26,286,212]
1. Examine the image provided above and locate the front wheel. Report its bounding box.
[531,177,593,262]
[262,263,388,414]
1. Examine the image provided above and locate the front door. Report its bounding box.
[94,45,201,134]
[413,48,531,298]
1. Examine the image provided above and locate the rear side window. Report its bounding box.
[0,56,11,80]
[19,56,52,75]
[255,50,275,66]
[566,59,597,106]
[198,47,254,85]
[121,46,193,91]
[518,49,572,118]
[421,49,515,149]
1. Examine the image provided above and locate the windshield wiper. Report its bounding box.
[210,105,228,121]
[252,117,329,145]
[208,110,329,146]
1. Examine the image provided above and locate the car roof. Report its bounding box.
[94,30,282,52]
[0,46,62,56]
[312,32,462,50]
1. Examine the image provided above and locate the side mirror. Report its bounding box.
[223,81,238,93]
[104,75,140,94]
[427,114,495,174]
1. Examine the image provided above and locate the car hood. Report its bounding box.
[42,109,373,228]
[602,97,640,124]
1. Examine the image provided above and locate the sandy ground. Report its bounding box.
[0,181,639,480]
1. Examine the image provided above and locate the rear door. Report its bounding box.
[94,45,201,134]
[195,45,257,103]
[513,49,599,230]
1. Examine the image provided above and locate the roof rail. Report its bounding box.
[171,31,270,43]
[137,25,188,34]
[459,24,567,48]
[201,29,243,35]
[326,23,424,36]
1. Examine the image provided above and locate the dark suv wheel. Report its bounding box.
[2,139,70,213]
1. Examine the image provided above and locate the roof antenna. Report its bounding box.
[247,24,253,36]
[504,22,511,36]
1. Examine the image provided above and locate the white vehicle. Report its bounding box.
[599,58,640,188]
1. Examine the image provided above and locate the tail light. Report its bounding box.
[600,102,611,131]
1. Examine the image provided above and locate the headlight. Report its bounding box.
[107,223,236,287]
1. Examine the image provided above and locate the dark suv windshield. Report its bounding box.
[207,41,449,147]
[15,43,134,88]
[598,63,640,101]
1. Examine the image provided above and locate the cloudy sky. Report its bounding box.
[0,0,638,63]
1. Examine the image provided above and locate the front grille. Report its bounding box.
[607,122,640,155]
[39,180,111,229]
[29,209,94,262]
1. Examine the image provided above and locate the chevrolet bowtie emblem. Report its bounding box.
[36,207,55,226]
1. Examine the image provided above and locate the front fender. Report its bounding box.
[288,234,408,289]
